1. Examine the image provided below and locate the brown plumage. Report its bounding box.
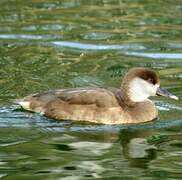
[16,67,178,124]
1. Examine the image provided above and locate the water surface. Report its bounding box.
[0,0,182,179]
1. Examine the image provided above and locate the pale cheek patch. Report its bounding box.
[147,84,159,95]
[153,84,159,95]
[128,78,149,102]
[128,78,159,102]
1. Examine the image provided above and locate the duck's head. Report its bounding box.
[122,67,178,105]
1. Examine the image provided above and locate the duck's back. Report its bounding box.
[17,87,157,124]
[18,87,129,124]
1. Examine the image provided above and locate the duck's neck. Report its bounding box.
[121,84,138,107]
[122,93,137,107]
[114,88,137,108]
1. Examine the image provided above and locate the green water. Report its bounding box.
[0,0,182,179]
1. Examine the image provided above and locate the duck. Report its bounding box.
[16,67,178,124]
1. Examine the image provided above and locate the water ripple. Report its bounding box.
[51,41,146,50]
[0,34,62,40]
[125,52,182,59]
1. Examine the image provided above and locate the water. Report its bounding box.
[0,0,182,179]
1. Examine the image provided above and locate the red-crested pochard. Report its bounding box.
[16,68,178,124]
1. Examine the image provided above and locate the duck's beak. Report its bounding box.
[156,86,179,100]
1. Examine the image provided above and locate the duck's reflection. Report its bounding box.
[119,128,157,168]
[50,125,158,170]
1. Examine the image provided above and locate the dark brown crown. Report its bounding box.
[123,67,159,85]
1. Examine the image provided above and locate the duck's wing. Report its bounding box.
[56,87,120,107]
[17,87,120,112]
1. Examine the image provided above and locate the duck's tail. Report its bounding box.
[13,98,31,110]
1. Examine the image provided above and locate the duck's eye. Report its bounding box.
[148,78,155,84]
